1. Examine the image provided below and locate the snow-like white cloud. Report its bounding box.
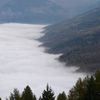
[0,23,85,99]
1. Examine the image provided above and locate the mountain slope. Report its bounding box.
[0,0,66,23]
[40,7,100,72]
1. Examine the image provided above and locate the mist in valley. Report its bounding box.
[0,23,85,98]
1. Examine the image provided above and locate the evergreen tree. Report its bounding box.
[94,71,100,100]
[57,92,67,100]
[67,88,75,100]
[8,89,20,100]
[13,89,21,100]
[84,76,95,100]
[9,93,14,100]
[75,78,86,100]
[68,78,85,100]
[67,71,100,100]
[21,86,36,100]
[39,96,42,100]
[40,84,55,100]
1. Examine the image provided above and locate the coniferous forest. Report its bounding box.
[1,71,99,100]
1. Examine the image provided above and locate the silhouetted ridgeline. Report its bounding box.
[39,7,100,73]
[1,71,100,100]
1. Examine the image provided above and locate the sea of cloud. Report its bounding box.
[0,23,85,99]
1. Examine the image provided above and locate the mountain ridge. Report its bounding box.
[40,6,100,73]
[0,0,66,24]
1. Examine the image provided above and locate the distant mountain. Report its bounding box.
[0,0,66,24]
[40,7,100,73]
[0,0,100,24]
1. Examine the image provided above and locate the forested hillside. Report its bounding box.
[40,7,100,72]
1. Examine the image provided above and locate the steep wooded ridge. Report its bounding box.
[0,0,66,24]
[40,7,100,73]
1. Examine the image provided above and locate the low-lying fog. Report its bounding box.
[0,23,85,98]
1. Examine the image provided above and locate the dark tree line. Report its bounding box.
[1,71,100,100]
[67,71,100,100]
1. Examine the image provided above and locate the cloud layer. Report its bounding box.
[0,23,85,98]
